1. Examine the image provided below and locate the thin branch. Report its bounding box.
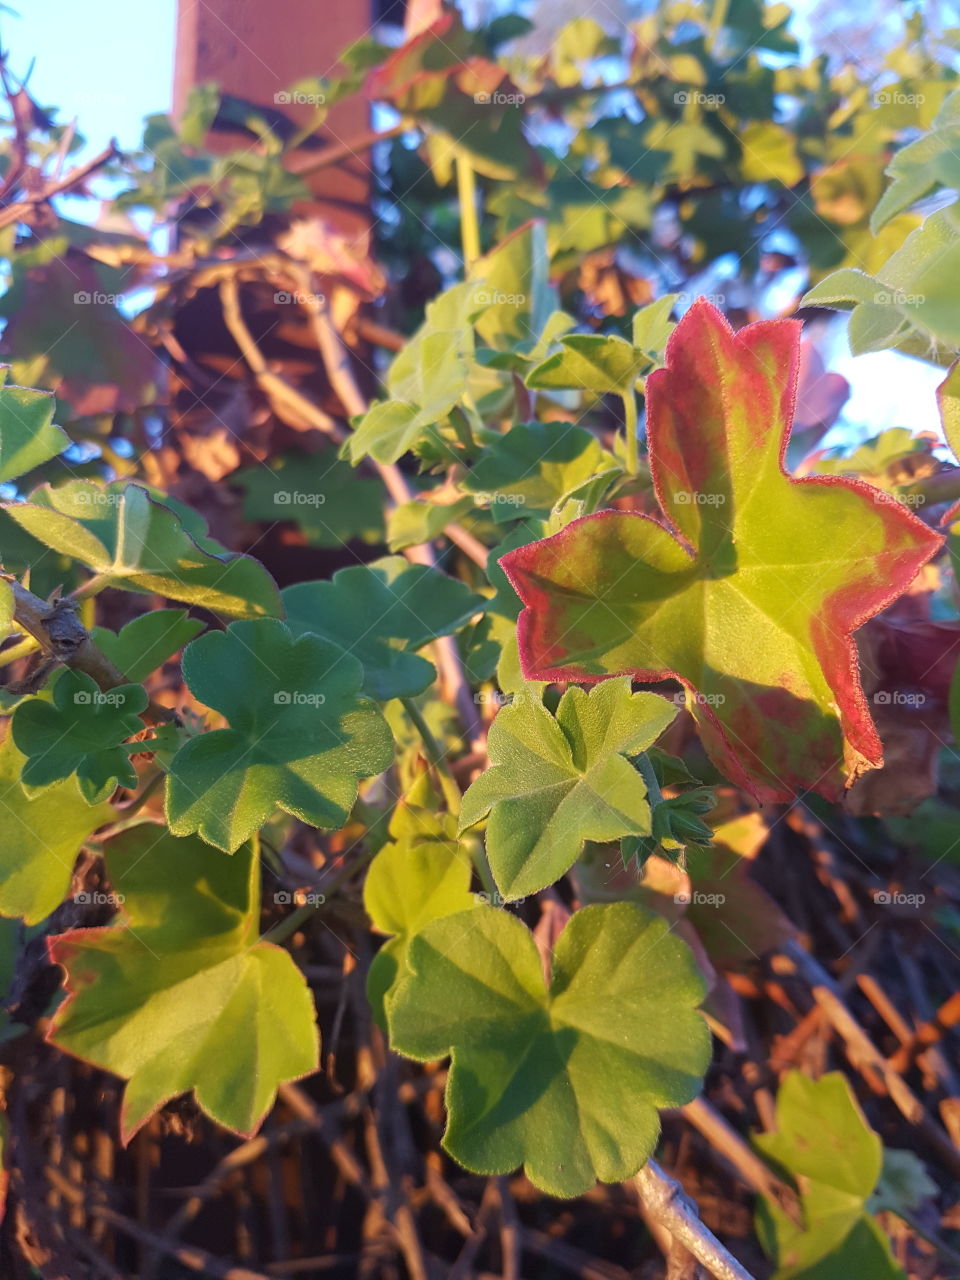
[285,122,408,177]
[7,578,126,689]
[0,140,119,229]
[634,1160,756,1280]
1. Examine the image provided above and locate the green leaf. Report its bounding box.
[282,557,484,701]
[364,825,475,1029]
[0,733,114,924]
[386,495,473,552]
[938,359,960,461]
[91,610,206,683]
[235,450,386,547]
[165,619,394,853]
[388,901,710,1198]
[460,679,676,899]
[464,421,607,522]
[803,205,960,363]
[503,302,943,801]
[3,481,281,618]
[871,91,960,231]
[12,670,147,803]
[348,282,484,465]
[47,826,318,1141]
[0,368,68,484]
[739,121,804,187]
[526,332,647,396]
[755,1071,905,1280]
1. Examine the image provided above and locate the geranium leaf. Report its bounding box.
[235,450,386,547]
[871,90,960,231]
[0,733,114,924]
[464,421,607,521]
[755,1072,904,1280]
[47,826,319,1141]
[282,557,484,701]
[388,901,710,1198]
[364,824,475,1029]
[91,609,206,683]
[386,495,474,551]
[12,670,147,803]
[501,302,942,801]
[938,359,960,462]
[3,481,281,619]
[460,679,676,899]
[0,369,68,484]
[526,332,647,396]
[165,619,394,853]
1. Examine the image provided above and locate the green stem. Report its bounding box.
[635,751,663,807]
[119,769,165,816]
[622,389,640,477]
[456,153,481,267]
[401,699,500,899]
[401,696,462,816]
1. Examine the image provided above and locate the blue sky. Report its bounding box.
[0,0,176,153]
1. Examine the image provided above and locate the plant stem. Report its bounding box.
[401,696,462,816]
[635,1160,756,1280]
[0,633,40,668]
[622,389,639,476]
[456,153,481,267]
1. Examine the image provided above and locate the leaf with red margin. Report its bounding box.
[500,301,942,801]
[47,826,318,1142]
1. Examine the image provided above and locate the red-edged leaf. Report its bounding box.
[501,301,942,801]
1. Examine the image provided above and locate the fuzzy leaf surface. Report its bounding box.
[502,301,941,800]
[47,827,318,1141]
[166,619,394,852]
[460,679,675,898]
[388,902,709,1197]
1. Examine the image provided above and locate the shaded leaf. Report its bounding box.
[282,557,483,701]
[388,902,710,1197]
[91,610,206,683]
[235,451,386,547]
[166,619,394,853]
[12,670,147,803]
[464,421,607,521]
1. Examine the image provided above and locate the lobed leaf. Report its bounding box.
[460,679,676,898]
[388,902,710,1198]
[502,301,942,801]
[282,557,484,701]
[12,670,147,803]
[165,619,394,853]
[47,826,319,1141]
